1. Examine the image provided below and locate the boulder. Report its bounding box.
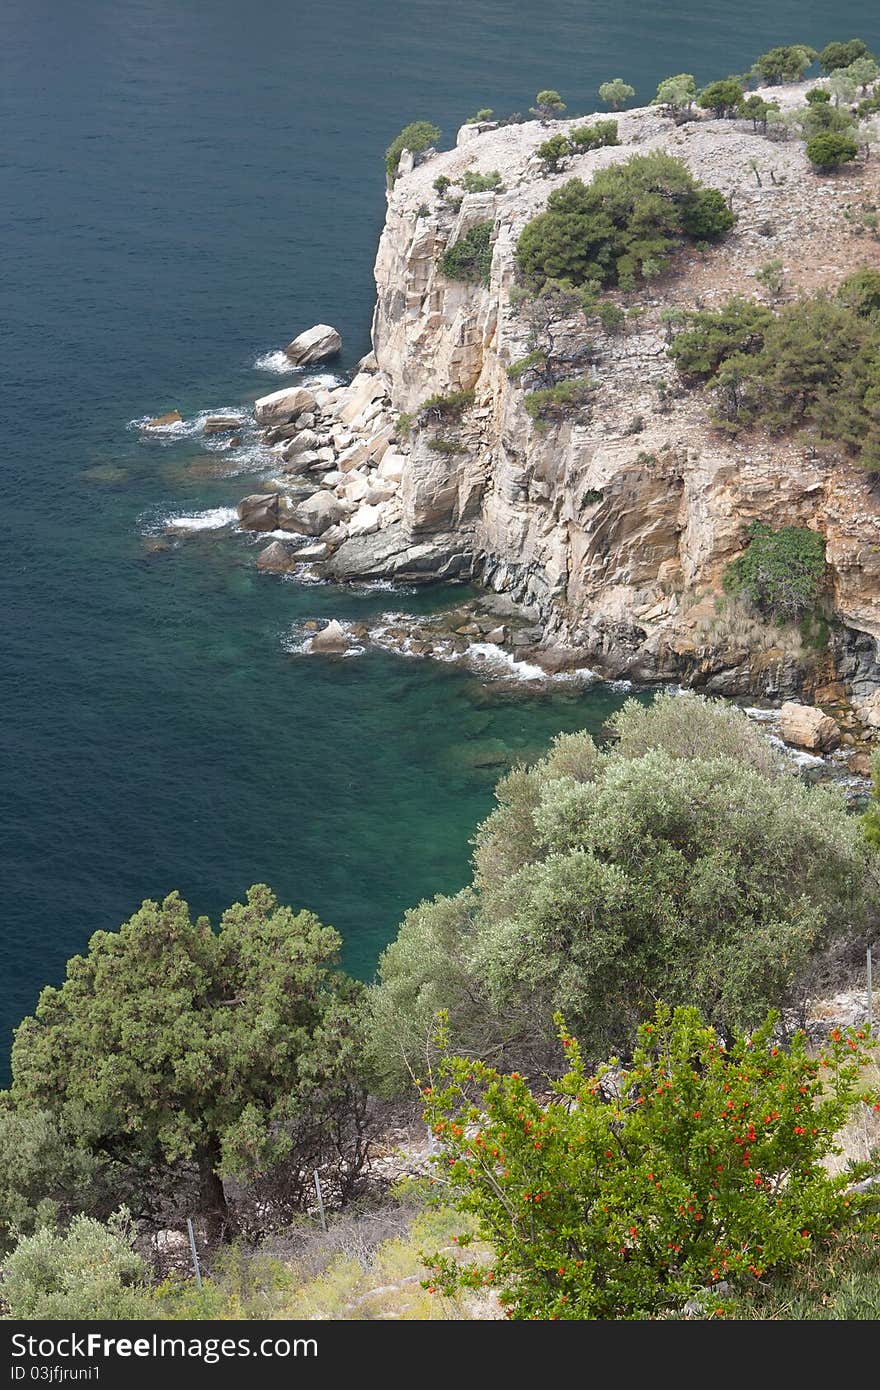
[855,691,880,729]
[237,494,282,531]
[310,619,350,654]
[145,410,182,428]
[337,373,388,427]
[253,385,317,428]
[281,430,321,459]
[296,491,348,535]
[365,481,397,505]
[256,541,297,573]
[284,324,342,366]
[377,451,406,483]
[347,503,381,538]
[486,625,508,645]
[203,415,245,435]
[337,425,394,473]
[778,701,841,752]
[294,542,332,563]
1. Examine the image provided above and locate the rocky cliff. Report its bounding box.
[248,85,880,714]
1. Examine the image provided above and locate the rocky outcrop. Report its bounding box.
[310,619,350,654]
[238,84,880,704]
[284,324,342,365]
[203,415,245,435]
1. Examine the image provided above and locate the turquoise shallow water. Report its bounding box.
[2,1,879,1077]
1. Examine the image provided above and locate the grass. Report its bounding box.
[725,1229,880,1319]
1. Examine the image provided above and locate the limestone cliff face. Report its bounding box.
[366,92,880,698]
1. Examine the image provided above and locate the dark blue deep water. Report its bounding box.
[2,1,878,1074]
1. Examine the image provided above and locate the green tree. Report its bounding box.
[367,706,874,1089]
[536,133,571,172]
[828,69,858,106]
[516,152,732,293]
[653,73,697,116]
[598,78,635,110]
[607,690,785,778]
[384,121,441,183]
[2,1212,155,1320]
[723,522,827,620]
[698,79,745,117]
[839,266,880,316]
[819,38,869,74]
[423,1006,879,1319]
[738,94,776,131]
[806,129,859,170]
[845,56,880,92]
[11,886,366,1239]
[753,45,817,85]
[531,90,566,121]
[667,296,772,377]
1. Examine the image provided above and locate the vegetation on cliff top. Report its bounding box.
[516,152,734,293]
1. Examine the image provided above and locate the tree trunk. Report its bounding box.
[197,1138,232,1243]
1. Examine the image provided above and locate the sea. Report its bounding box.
[1,0,877,1075]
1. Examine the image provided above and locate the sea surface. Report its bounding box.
[2,1,878,1075]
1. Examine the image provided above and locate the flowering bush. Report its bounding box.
[421,1005,879,1319]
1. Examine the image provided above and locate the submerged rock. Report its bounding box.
[144,410,182,428]
[284,324,342,365]
[256,540,298,573]
[203,415,245,435]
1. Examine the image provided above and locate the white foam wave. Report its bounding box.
[163,507,239,533]
[464,643,547,681]
[768,734,826,769]
[130,408,250,442]
[254,351,296,375]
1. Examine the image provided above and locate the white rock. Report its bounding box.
[378,451,406,483]
[347,503,382,538]
[296,492,348,535]
[310,619,349,653]
[254,386,317,427]
[284,324,342,366]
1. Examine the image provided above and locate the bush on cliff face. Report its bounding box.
[515,153,733,292]
[384,121,441,182]
[667,286,880,470]
[366,700,874,1094]
[422,1006,879,1319]
[439,222,494,285]
[723,522,827,622]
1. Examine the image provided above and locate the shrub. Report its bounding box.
[531,89,566,120]
[10,886,368,1240]
[839,266,880,316]
[698,79,745,117]
[438,221,494,285]
[422,1006,879,1320]
[426,438,462,455]
[523,376,593,426]
[807,130,859,170]
[385,121,441,182]
[608,690,785,778]
[2,1213,155,1320]
[395,411,413,437]
[366,704,874,1089]
[861,750,880,849]
[597,301,625,332]
[0,1103,110,1255]
[467,108,494,123]
[433,175,451,196]
[820,39,869,74]
[516,152,733,292]
[723,522,827,620]
[806,87,832,105]
[800,99,857,141]
[569,120,620,151]
[598,78,635,110]
[753,45,817,85]
[536,134,572,172]
[418,389,475,422]
[460,169,504,192]
[755,257,786,298]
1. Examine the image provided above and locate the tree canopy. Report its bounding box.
[11,886,365,1237]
